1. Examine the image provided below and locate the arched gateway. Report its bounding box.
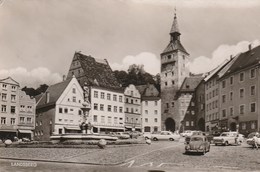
[165,118,175,132]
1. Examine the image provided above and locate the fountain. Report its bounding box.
[50,83,118,144]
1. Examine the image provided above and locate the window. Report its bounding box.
[186,121,189,126]
[250,69,256,78]
[119,96,123,102]
[239,89,244,98]
[113,95,117,101]
[108,105,112,112]
[2,84,7,89]
[165,82,167,86]
[230,76,233,85]
[251,86,255,96]
[171,102,174,107]
[145,101,148,106]
[131,91,134,96]
[239,105,245,114]
[242,123,246,130]
[191,111,195,115]
[20,117,25,123]
[11,86,16,90]
[145,110,148,114]
[172,80,175,85]
[222,80,226,88]
[131,99,133,104]
[72,88,76,94]
[108,116,112,124]
[78,110,82,115]
[39,121,42,125]
[100,104,104,111]
[101,92,105,99]
[154,110,158,115]
[73,96,76,102]
[230,92,233,101]
[11,106,15,114]
[107,93,111,100]
[166,103,169,108]
[251,103,256,112]
[93,115,98,122]
[59,108,63,113]
[126,108,129,112]
[114,117,118,124]
[2,93,7,101]
[10,118,15,125]
[1,117,6,124]
[131,108,134,113]
[59,119,62,122]
[145,118,148,122]
[119,107,123,113]
[222,95,226,103]
[251,122,256,129]
[154,118,158,122]
[230,107,234,116]
[27,117,32,123]
[59,129,62,134]
[27,106,32,112]
[64,108,68,113]
[239,72,244,82]
[94,91,98,98]
[114,106,117,112]
[155,101,158,106]
[222,109,226,118]
[94,103,98,110]
[126,98,129,103]
[191,121,194,126]
[1,105,7,112]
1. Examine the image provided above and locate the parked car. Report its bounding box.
[246,132,260,147]
[185,135,210,155]
[145,131,180,141]
[110,132,130,139]
[213,132,242,146]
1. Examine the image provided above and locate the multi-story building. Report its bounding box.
[66,52,125,133]
[160,12,190,132]
[176,76,203,132]
[18,90,36,140]
[90,86,125,133]
[218,45,260,136]
[124,84,141,132]
[0,77,20,140]
[194,80,206,131]
[35,77,84,141]
[136,84,161,133]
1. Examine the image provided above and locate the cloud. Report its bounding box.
[188,40,260,74]
[0,67,62,88]
[111,52,160,75]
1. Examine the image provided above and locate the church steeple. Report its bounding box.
[170,10,181,41]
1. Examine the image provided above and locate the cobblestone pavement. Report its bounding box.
[0,140,260,171]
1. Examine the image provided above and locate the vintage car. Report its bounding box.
[185,131,205,144]
[144,131,180,141]
[110,132,130,139]
[246,132,260,147]
[185,135,210,155]
[213,132,243,146]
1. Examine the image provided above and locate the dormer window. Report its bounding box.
[186,85,190,89]
[167,55,171,60]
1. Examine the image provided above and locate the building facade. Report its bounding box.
[35,77,84,141]
[90,86,125,133]
[0,77,20,140]
[124,84,141,132]
[194,80,206,131]
[160,13,190,132]
[218,45,260,136]
[136,84,161,133]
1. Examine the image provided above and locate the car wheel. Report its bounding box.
[202,148,206,155]
[169,138,174,141]
[153,137,158,141]
[224,141,229,146]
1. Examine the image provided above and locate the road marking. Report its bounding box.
[123,143,182,163]
[118,160,135,167]
[139,162,153,167]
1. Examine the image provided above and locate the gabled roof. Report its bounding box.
[162,40,188,55]
[179,76,204,92]
[204,59,230,82]
[75,52,121,89]
[221,45,260,78]
[218,53,241,79]
[135,85,147,95]
[0,77,19,86]
[37,79,71,108]
[135,84,160,97]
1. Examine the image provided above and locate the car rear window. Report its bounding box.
[191,137,203,141]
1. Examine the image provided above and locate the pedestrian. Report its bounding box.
[252,134,258,150]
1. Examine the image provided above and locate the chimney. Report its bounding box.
[230,55,233,60]
[249,44,252,51]
[46,92,50,104]
[63,75,66,81]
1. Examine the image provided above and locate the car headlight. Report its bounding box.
[199,145,204,150]
[185,145,190,150]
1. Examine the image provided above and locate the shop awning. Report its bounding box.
[64,126,81,130]
[18,130,33,134]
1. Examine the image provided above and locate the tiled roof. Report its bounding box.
[37,79,71,108]
[179,76,204,92]
[34,93,44,104]
[162,40,188,55]
[75,52,121,89]
[204,59,230,82]
[221,45,260,78]
[142,96,161,101]
[135,84,160,97]
[135,85,147,95]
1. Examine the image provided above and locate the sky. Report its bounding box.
[0,0,260,88]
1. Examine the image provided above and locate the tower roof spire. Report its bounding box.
[170,7,180,34]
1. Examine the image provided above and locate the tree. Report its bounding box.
[22,84,49,97]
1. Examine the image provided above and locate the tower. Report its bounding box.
[160,11,190,132]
